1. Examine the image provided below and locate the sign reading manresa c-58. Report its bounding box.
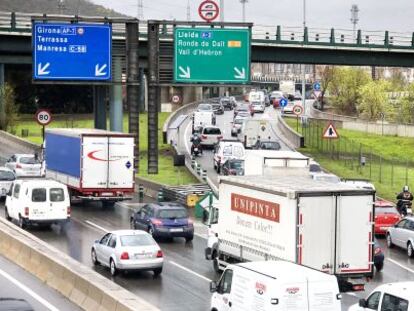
[174,28,250,84]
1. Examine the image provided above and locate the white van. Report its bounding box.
[349,282,414,311]
[213,140,245,173]
[5,179,70,229]
[210,261,341,311]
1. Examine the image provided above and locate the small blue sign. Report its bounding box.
[313,82,321,91]
[279,98,288,107]
[125,161,132,169]
[33,23,112,81]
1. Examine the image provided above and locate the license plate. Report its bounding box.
[380,226,389,231]
[170,228,183,232]
[134,253,151,259]
[101,192,114,196]
[194,148,198,151]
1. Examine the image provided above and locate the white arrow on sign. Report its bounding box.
[95,64,108,77]
[234,67,246,79]
[37,63,50,75]
[178,66,191,79]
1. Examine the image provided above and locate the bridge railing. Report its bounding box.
[1,11,414,49]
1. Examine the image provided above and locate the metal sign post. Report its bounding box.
[35,109,52,142]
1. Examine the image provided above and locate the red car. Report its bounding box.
[374,199,401,235]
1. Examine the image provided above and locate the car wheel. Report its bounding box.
[386,233,394,248]
[408,242,414,258]
[91,248,99,265]
[148,225,155,236]
[18,216,27,229]
[374,261,384,272]
[5,206,11,221]
[130,218,135,229]
[213,256,221,274]
[110,259,117,276]
[185,235,194,242]
[153,268,162,277]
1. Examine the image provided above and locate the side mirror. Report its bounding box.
[210,281,218,293]
[94,239,100,244]
[359,299,367,307]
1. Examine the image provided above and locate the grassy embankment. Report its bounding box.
[13,113,198,185]
[284,117,414,201]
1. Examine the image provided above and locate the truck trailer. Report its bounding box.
[206,175,375,291]
[44,128,135,206]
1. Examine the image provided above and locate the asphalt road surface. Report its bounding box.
[0,255,81,311]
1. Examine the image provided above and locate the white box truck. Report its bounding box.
[279,80,296,96]
[239,119,277,148]
[192,111,215,133]
[206,175,375,292]
[244,150,310,176]
[44,128,135,207]
[210,261,342,311]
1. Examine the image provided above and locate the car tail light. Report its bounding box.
[217,135,223,140]
[16,164,22,169]
[156,250,163,258]
[201,135,207,140]
[24,207,29,217]
[374,246,382,255]
[152,218,163,226]
[67,206,71,216]
[120,252,129,260]
[352,284,365,291]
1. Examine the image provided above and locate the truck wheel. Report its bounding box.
[5,207,11,221]
[407,242,414,258]
[375,261,384,272]
[213,257,221,273]
[185,235,194,242]
[386,233,394,248]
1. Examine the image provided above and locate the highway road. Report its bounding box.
[0,254,81,311]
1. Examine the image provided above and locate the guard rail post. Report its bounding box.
[157,189,163,202]
[138,184,144,202]
[202,169,207,181]
[191,156,196,169]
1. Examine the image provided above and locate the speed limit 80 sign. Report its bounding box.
[35,109,52,126]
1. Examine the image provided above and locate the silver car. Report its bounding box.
[387,217,414,257]
[5,154,42,177]
[0,167,15,199]
[91,230,163,276]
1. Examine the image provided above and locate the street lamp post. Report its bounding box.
[302,0,306,109]
[240,0,248,22]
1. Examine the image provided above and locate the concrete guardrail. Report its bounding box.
[276,114,304,149]
[0,217,159,311]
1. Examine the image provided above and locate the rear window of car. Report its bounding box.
[50,188,65,202]
[20,157,40,165]
[261,142,281,150]
[198,104,212,111]
[120,234,156,247]
[204,127,221,135]
[234,118,244,124]
[32,188,46,202]
[375,207,399,214]
[157,209,188,219]
[0,170,14,181]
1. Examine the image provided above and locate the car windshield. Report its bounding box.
[157,209,188,219]
[198,104,212,111]
[120,234,156,246]
[375,207,398,214]
[0,170,14,181]
[260,142,281,150]
[20,157,40,165]
[221,99,230,104]
[229,161,244,169]
[204,127,221,135]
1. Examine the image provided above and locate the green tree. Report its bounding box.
[398,83,414,124]
[327,67,371,115]
[357,80,395,121]
[0,83,18,131]
[317,65,336,110]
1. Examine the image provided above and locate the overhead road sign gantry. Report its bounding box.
[33,23,112,81]
[174,27,250,84]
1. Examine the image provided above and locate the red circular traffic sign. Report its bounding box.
[35,109,52,126]
[198,0,220,22]
[292,105,304,116]
[171,94,182,104]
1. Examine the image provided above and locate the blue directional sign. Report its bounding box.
[33,23,112,81]
[313,82,321,91]
[279,98,288,107]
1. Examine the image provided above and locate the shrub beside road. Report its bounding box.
[12,113,198,185]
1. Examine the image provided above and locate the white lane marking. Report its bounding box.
[0,267,60,311]
[387,258,414,274]
[85,220,109,233]
[168,260,212,282]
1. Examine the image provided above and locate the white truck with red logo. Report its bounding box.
[44,128,135,207]
[205,175,375,292]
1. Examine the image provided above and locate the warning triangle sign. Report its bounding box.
[322,122,339,139]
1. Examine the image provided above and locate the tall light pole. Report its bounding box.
[220,0,224,22]
[137,0,144,20]
[240,0,248,22]
[186,0,191,21]
[350,4,359,41]
[302,0,306,109]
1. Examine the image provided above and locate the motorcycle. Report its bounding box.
[191,143,202,157]
[397,199,412,217]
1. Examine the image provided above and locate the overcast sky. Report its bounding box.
[89,0,414,33]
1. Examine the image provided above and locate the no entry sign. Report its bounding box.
[198,0,220,22]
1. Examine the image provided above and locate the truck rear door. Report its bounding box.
[298,195,336,274]
[82,136,109,189]
[335,194,373,276]
[108,136,134,189]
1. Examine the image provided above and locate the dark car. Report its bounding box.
[211,102,224,115]
[234,103,253,118]
[253,140,281,150]
[221,159,245,176]
[130,203,194,242]
[374,239,384,272]
[220,97,233,110]
[0,298,34,311]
